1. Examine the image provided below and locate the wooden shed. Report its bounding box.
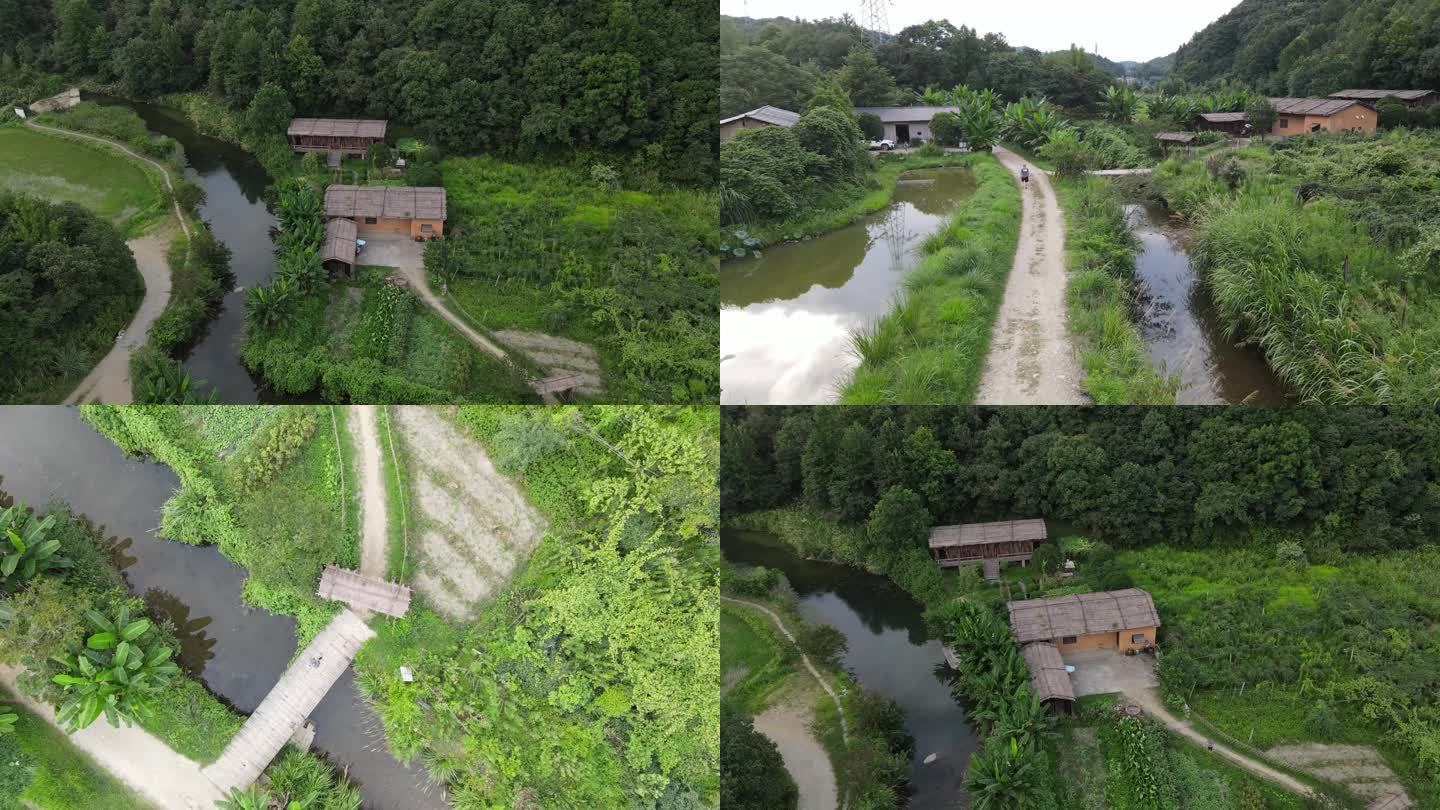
[929,519,1047,580]
[288,118,387,159]
[720,105,800,141]
[1155,131,1196,155]
[1008,589,1160,653]
[1021,641,1075,713]
[324,185,446,239]
[322,218,358,276]
[1196,112,1248,136]
[316,565,411,617]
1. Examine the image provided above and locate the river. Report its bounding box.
[722,529,979,809]
[720,168,977,405]
[0,407,446,809]
[92,95,304,404]
[1127,203,1289,404]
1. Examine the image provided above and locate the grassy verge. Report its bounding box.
[1052,176,1178,403]
[329,405,362,566]
[0,125,164,237]
[838,153,1020,403]
[374,406,412,582]
[720,601,797,714]
[0,685,154,810]
[1001,141,1057,172]
[727,152,978,249]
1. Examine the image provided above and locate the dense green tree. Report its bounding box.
[244,82,292,142]
[53,0,100,74]
[930,111,963,146]
[837,45,900,106]
[720,706,797,810]
[720,46,816,117]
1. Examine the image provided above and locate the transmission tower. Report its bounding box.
[859,0,891,38]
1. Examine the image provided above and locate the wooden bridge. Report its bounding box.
[202,608,376,792]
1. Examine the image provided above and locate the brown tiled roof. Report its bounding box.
[1330,89,1434,102]
[1008,589,1161,643]
[1200,112,1247,123]
[1269,97,1365,116]
[1022,642,1075,703]
[324,185,447,221]
[322,218,357,264]
[288,118,387,139]
[929,519,1047,549]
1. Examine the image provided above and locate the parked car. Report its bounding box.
[868,139,895,151]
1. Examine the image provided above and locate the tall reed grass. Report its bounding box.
[839,155,1020,402]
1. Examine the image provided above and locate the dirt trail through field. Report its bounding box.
[1126,688,1313,796]
[975,145,1085,405]
[753,698,838,810]
[0,665,225,809]
[64,232,172,404]
[390,406,545,619]
[30,119,194,405]
[350,405,389,578]
[1267,743,1410,804]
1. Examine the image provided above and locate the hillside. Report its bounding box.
[1168,0,1440,95]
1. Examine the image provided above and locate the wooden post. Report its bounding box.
[1342,254,1349,284]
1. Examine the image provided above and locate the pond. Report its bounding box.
[720,168,977,405]
[92,95,308,404]
[1127,203,1289,404]
[0,407,445,809]
[722,529,979,809]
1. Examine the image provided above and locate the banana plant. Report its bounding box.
[50,607,179,731]
[0,502,70,584]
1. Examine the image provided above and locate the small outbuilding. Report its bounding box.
[322,218,358,276]
[1021,641,1075,714]
[929,518,1047,580]
[288,118,387,159]
[851,106,959,145]
[1154,131,1197,154]
[1196,111,1249,136]
[324,185,446,240]
[720,105,800,141]
[1329,89,1437,109]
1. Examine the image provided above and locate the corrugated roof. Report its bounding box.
[1022,642,1075,703]
[720,105,800,127]
[288,118,388,139]
[853,105,959,123]
[929,519,1047,549]
[322,218,357,264]
[1269,97,1365,116]
[1199,112,1247,122]
[325,185,447,220]
[1008,589,1160,643]
[1330,89,1434,101]
[1155,132,1196,143]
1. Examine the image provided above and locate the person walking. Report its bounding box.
[1021,165,1030,184]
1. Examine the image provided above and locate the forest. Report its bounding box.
[1167,0,1440,96]
[0,191,143,403]
[0,0,716,185]
[722,15,1117,117]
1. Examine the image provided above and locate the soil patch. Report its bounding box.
[1267,742,1410,803]
[496,329,605,396]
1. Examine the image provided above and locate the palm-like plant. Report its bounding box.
[965,736,1040,810]
[217,784,272,810]
[1102,85,1139,123]
[956,92,1000,151]
[138,360,216,405]
[244,284,291,333]
[0,502,70,584]
[916,84,949,105]
[50,606,179,731]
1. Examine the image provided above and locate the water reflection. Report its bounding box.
[720,168,977,405]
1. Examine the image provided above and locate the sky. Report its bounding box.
[719,0,1242,62]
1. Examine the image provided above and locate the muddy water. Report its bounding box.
[91,95,302,404]
[0,408,445,809]
[720,168,977,404]
[1128,204,1289,404]
[723,529,979,809]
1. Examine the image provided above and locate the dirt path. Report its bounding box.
[753,699,839,810]
[63,232,173,404]
[975,145,1085,405]
[721,596,846,743]
[0,665,225,809]
[1127,689,1313,796]
[29,120,193,405]
[350,405,390,579]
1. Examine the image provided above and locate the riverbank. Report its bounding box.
[726,151,978,250]
[839,152,1021,403]
[1052,176,1179,404]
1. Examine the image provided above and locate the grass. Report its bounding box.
[242,270,539,403]
[137,674,245,764]
[1053,176,1179,403]
[375,405,412,582]
[0,126,163,237]
[727,151,979,249]
[0,685,154,810]
[720,602,795,714]
[838,153,1021,403]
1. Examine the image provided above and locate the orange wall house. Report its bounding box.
[1008,589,1161,653]
[1270,98,1376,137]
[323,185,447,240]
